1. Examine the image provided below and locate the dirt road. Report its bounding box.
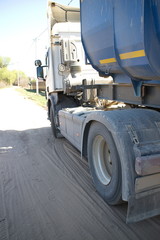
[0,87,160,240]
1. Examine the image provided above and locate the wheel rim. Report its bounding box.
[92,135,112,185]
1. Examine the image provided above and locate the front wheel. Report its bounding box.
[50,105,62,138]
[88,122,122,205]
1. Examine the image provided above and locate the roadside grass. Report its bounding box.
[16,87,47,108]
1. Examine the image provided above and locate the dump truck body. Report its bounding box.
[81,0,160,81]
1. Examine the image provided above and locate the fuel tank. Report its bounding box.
[80,0,160,81]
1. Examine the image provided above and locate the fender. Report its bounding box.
[81,109,160,202]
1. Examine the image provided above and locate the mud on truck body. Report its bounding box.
[35,0,160,223]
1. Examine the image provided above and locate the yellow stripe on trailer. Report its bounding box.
[99,58,117,64]
[119,49,146,60]
[99,49,146,64]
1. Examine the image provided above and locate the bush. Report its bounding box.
[0,81,8,88]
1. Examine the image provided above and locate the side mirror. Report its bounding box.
[35,60,42,66]
[37,66,44,79]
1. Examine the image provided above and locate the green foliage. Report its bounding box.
[0,68,17,85]
[0,56,29,88]
[31,79,36,83]
[0,56,10,68]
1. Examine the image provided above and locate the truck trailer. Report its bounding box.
[35,0,160,223]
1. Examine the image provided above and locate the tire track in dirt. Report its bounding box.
[38,137,154,240]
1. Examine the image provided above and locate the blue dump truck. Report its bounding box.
[35,0,160,223]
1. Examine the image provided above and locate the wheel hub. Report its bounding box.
[92,135,112,185]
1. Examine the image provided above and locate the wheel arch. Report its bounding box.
[81,110,137,202]
[82,109,160,202]
[81,120,93,159]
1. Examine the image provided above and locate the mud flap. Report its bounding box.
[127,188,160,223]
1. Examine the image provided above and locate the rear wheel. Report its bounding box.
[88,122,122,205]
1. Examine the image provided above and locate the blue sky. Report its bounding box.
[0,0,79,77]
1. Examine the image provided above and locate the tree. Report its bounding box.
[0,56,29,87]
[0,56,10,68]
[0,68,16,85]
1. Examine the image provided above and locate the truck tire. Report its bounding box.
[50,105,62,138]
[88,122,122,205]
